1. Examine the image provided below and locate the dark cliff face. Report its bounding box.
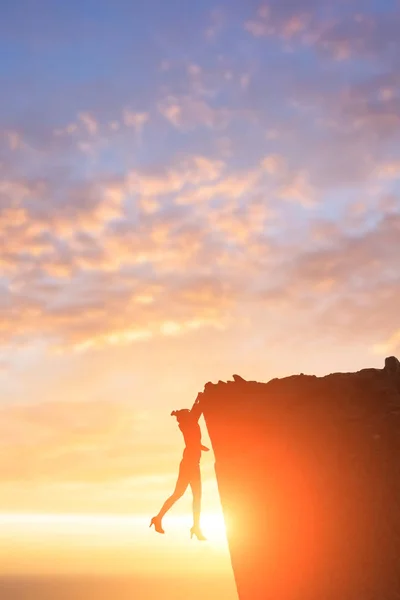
[201,357,400,600]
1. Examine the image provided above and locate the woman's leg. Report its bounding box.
[189,463,202,529]
[156,461,190,521]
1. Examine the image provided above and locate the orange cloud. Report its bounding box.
[175,171,259,205]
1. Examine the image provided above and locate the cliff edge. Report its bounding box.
[201,357,400,600]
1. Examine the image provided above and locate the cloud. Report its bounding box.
[175,171,258,205]
[245,18,269,38]
[158,94,230,130]
[3,124,396,355]
[127,169,185,197]
[245,1,400,66]
[257,211,400,349]
[262,154,286,175]
[2,2,400,362]
[0,178,124,282]
[0,172,245,350]
[205,7,226,40]
[126,155,226,200]
[4,130,23,150]
[245,2,313,41]
[78,112,98,135]
[54,122,78,136]
[277,170,315,207]
[54,108,149,141]
[122,110,149,132]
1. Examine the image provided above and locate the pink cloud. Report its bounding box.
[158,94,230,130]
[78,112,98,135]
[244,2,400,66]
[277,170,315,207]
[122,109,149,132]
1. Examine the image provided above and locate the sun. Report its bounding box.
[198,512,230,545]
[166,511,229,545]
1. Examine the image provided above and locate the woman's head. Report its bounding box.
[171,409,190,423]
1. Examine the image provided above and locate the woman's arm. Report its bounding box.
[190,394,210,450]
[190,392,203,422]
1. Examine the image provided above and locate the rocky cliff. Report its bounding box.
[200,357,400,600]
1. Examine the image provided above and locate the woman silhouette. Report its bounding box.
[150,394,209,540]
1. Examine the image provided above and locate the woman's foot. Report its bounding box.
[150,516,165,534]
[190,526,206,541]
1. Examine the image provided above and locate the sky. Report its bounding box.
[0,0,400,596]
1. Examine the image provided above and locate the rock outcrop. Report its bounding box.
[200,357,400,600]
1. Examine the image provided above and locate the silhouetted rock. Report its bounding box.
[201,358,400,600]
[385,355,400,374]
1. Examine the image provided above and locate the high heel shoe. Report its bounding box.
[190,526,206,541]
[150,516,165,534]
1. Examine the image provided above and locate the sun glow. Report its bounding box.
[0,512,230,575]
[0,511,228,542]
[177,511,229,544]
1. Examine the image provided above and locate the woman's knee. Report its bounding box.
[171,489,184,501]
